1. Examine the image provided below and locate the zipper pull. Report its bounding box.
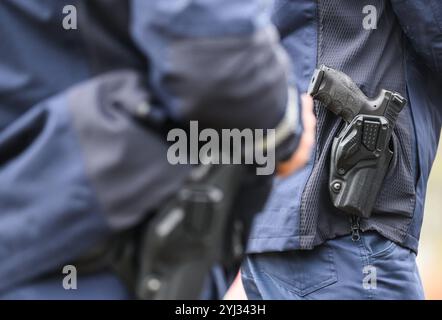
[350,216,361,242]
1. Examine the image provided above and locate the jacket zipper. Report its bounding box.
[350,216,361,242]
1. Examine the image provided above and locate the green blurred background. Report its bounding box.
[418,133,442,300]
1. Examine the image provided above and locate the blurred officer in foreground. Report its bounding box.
[242,0,441,299]
[0,0,314,298]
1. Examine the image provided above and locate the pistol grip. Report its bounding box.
[308,66,370,122]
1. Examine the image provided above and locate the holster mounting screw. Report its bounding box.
[332,182,342,192]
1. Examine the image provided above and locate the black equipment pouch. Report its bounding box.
[308,65,407,218]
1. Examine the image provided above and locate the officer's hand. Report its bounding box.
[277,94,316,177]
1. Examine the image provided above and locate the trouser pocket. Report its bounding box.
[243,245,338,298]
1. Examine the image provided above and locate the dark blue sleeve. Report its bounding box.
[391,0,442,74]
[0,93,110,293]
[0,71,193,294]
[130,0,302,135]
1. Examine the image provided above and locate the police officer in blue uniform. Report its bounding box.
[242,0,442,300]
[0,0,310,299]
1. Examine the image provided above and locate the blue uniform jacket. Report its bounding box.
[0,0,298,298]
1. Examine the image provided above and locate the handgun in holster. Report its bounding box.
[135,163,259,300]
[308,65,407,218]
